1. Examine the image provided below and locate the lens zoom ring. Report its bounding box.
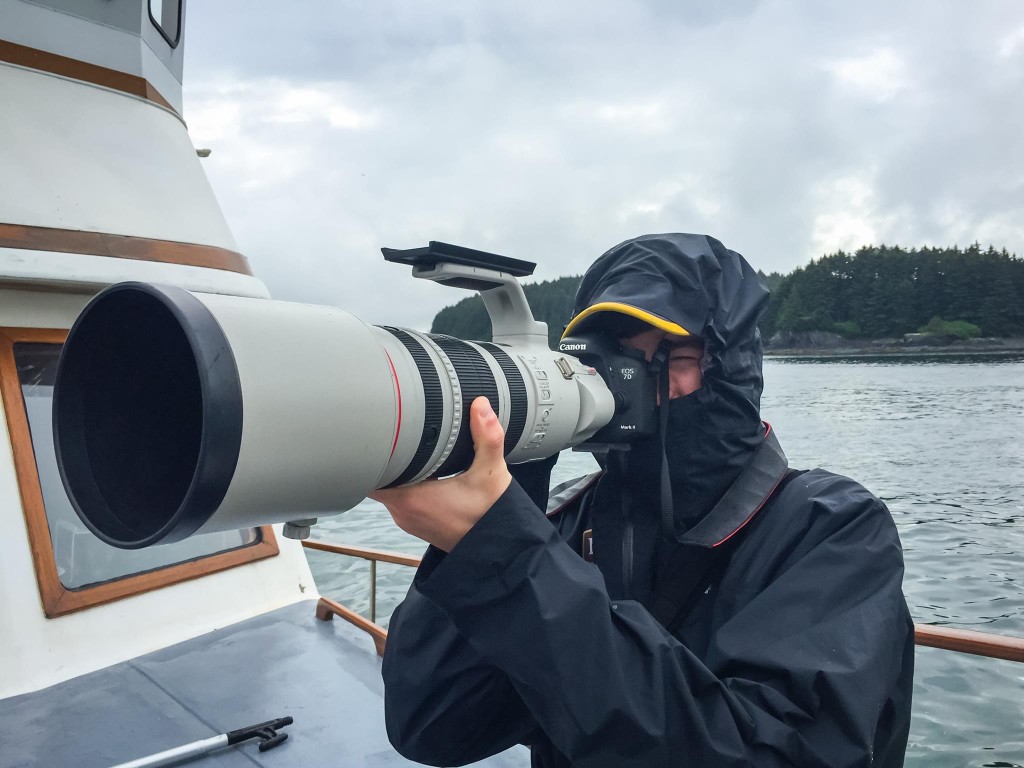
[479,342,528,455]
[430,335,499,477]
[382,327,444,487]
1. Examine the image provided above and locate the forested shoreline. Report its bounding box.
[430,244,1024,349]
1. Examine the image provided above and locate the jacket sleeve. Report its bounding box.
[382,544,538,766]
[380,455,557,765]
[386,475,913,768]
[508,451,558,511]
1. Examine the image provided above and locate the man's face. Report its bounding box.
[618,327,704,400]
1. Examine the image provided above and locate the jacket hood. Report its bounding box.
[568,233,770,538]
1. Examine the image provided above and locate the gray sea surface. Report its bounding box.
[308,353,1024,767]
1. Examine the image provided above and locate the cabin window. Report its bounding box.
[0,329,278,618]
[16,342,259,587]
[149,0,182,47]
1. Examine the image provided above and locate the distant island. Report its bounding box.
[430,243,1024,355]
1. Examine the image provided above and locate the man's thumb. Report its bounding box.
[469,396,505,460]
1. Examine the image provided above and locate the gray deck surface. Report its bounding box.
[0,600,529,768]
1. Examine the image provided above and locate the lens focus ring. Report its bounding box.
[430,335,499,477]
[479,342,528,455]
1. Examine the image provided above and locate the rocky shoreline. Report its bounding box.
[765,331,1024,358]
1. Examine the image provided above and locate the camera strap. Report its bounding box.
[650,342,675,541]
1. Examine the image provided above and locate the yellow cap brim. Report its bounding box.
[562,302,691,339]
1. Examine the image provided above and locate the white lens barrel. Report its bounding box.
[53,283,400,547]
[53,283,613,548]
[190,292,398,536]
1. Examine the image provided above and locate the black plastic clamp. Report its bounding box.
[225,716,294,753]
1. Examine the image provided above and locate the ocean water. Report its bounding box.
[307,353,1024,767]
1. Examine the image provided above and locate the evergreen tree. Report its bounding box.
[432,245,1024,343]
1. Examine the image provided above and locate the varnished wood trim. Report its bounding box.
[316,596,388,657]
[915,623,1024,663]
[0,328,277,618]
[0,223,253,276]
[0,38,176,114]
[303,539,422,568]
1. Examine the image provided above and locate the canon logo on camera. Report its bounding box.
[560,343,587,351]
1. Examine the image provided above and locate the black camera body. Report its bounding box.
[558,333,659,448]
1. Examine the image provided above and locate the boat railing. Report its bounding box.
[303,540,1024,663]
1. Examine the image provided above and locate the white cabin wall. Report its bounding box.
[0,288,92,329]
[0,0,337,700]
[0,64,234,248]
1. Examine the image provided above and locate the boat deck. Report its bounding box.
[1,600,528,767]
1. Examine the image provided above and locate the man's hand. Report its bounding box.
[370,396,513,552]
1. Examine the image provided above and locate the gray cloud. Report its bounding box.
[182,0,1024,330]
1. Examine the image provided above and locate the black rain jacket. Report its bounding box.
[382,234,914,767]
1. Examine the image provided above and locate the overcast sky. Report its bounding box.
[181,1,1024,331]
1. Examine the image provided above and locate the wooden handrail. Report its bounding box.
[316,596,388,657]
[303,539,421,568]
[306,540,1024,664]
[915,623,1024,663]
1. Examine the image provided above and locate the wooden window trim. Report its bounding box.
[0,327,278,619]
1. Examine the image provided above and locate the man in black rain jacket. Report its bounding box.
[372,234,914,767]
